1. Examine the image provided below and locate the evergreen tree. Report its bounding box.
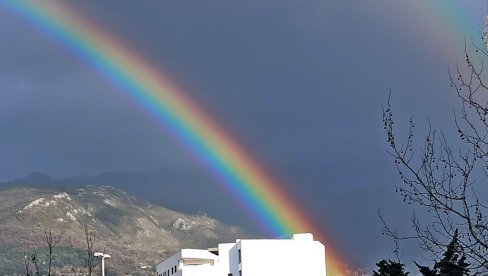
[414,261,438,276]
[373,259,409,276]
[415,230,470,276]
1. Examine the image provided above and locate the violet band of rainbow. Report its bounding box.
[0,1,349,275]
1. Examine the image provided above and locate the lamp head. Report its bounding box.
[94,252,111,258]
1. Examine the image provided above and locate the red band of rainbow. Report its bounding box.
[1,1,349,275]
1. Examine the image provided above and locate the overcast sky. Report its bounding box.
[0,0,486,271]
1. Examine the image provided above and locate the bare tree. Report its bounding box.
[23,246,31,276]
[83,219,99,276]
[43,225,63,276]
[31,252,39,276]
[382,38,488,274]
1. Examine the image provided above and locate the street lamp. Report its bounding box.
[94,252,111,276]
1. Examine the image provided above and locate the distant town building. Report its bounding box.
[156,233,326,276]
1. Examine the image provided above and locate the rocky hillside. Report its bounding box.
[0,185,250,275]
[5,170,256,233]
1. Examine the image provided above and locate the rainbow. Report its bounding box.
[0,1,348,275]
[2,1,484,275]
[400,0,485,60]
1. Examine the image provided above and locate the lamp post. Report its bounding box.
[94,252,111,276]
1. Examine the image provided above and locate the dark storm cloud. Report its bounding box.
[1,0,484,269]
[0,2,206,179]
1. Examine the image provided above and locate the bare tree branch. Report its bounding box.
[43,225,63,276]
[383,43,488,273]
[83,219,99,276]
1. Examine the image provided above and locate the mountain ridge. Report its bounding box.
[2,169,257,234]
[0,184,251,275]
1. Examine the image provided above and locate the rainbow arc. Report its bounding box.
[2,1,481,275]
[1,1,348,275]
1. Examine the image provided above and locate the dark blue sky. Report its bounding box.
[0,0,485,270]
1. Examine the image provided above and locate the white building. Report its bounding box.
[156,233,326,276]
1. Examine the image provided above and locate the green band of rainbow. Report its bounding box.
[395,0,483,60]
[0,1,348,274]
[3,1,480,274]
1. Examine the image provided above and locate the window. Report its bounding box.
[239,270,242,276]
[238,249,241,264]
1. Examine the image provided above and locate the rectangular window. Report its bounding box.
[238,249,241,264]
[239,270,242,276]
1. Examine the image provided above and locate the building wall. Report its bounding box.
[179,264,214,276]
[217,243,235,275]
[156,251,181,276]
[228,234,326,276]
[156,233,326,276]
[156,249,220,276]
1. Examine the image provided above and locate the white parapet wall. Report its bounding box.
[156,249,219,276]
[228,233,326,276]
[156,233,326,276]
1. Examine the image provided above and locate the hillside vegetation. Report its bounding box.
[0,185,249,275]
